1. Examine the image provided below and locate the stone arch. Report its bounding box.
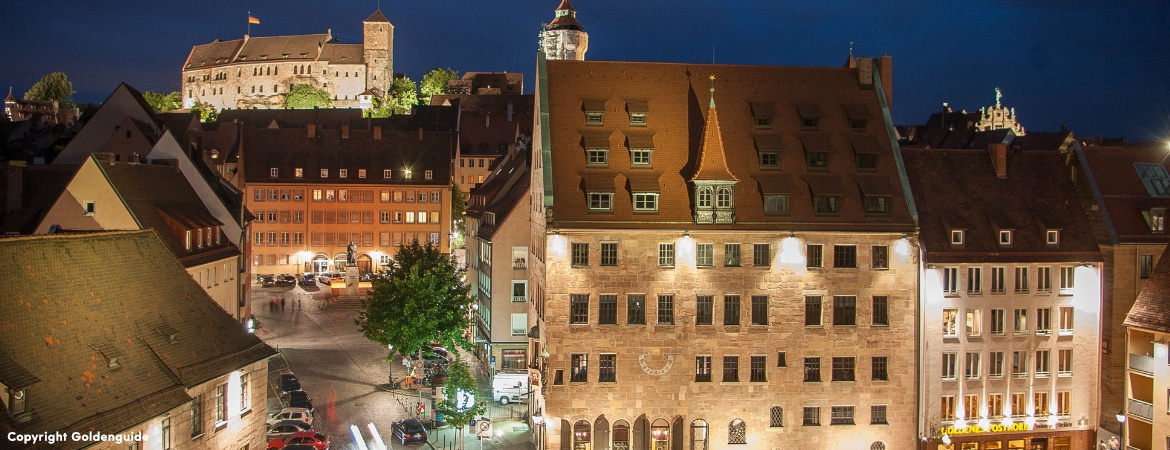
[632,416,649,450]
[612,419,630,450]
[650,418,669,449]
[727,419,745,445]
[689,419,708,450]
[593,416,609,450]
[573,420,592,449]
[357,254,372,276]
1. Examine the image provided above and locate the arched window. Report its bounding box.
[690,419,708,450]
[612,420,630,450]
[728,419,746,445]
[769,406,783,427]
[651,419,670,449]
[697,187,712,208]
[716,187,733,208]
[870,442,886,450]
[573,420,591,450]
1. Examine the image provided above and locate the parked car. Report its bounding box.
[266,420,313,439]
[317,274,331,285]
[267,407,314,427]
[260,275,277,287]
[301,273,316,286]
[266,431,329,450]
[278,373,301,393]
[281,391,314,413]
[391,418,429,445]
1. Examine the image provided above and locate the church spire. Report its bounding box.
[691,75,737,183]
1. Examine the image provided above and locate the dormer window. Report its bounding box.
[802,117,820,130]
[295,168,303,178]
[633,193,659,212]
[583,99,606,126]
[270,168,279,177]
[629,113,647,126]
[797,103,822,131]
[1046,230,1060,244]
[807,152,828,169]
[951,230,964,245]
[1144,208,1166,233]
[697,187,712,208]
[588,193,613,211]
[196,228,204,249]
[185,230,192,250]
[586,148,608,166]
[425,170,433,180]
[627,99,648,127]
[750,102,774,130]
[813,195,838,215]
[586,112,604,126]
[631,149,652,166]
[850,119,867,131]
[339,169,348,178]
[863,196,889,214]
[358,169,366,179]
[759,152,779,169]
[999,230,1013,245]
[716,187,733,209]
[320,169,329,178]
[383,169,392,179]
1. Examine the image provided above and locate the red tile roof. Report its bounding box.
[690,98,737,182]
[1078,142,1170,244]
[1126,252,1170,333]
[541,59,914,232]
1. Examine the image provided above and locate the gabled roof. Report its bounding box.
[1078,141,1170,244]
[0,231,274,444]
[94,156,239,267]
[54,83,162,165]
[1127,252,1170,333]
[319,43,364,64]
[235,33,329,63]
[902,147,1101,263]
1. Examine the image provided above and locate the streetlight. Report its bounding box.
[1116,410,1126,450]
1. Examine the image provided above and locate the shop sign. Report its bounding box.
[942,422,1029,435]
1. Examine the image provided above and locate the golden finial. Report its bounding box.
[708,75,716,108]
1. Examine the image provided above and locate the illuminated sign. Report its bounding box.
[942,423,1029,435]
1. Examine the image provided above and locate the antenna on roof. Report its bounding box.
[849,41,854,58]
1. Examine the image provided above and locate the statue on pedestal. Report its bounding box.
[347,242,357,266]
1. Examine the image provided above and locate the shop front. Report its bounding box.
[927,426,1095,450]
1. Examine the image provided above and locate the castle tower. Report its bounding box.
[540,0,588,61]
[363,9,394,98]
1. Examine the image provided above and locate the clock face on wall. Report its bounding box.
[638,352,674,376]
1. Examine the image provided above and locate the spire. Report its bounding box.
[691,75,738,182]
[548,0,583,30]
[5,87,15,102]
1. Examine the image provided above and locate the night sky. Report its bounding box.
[5,0,1169,140]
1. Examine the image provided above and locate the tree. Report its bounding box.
[450,182,468,249]
[355,240,473,368]
[387,77,419,115]
[435,360,485,449]
[419,68,458,105]
[24,72,75,109]
[189,101,218,123]
[284,84,333,109]
[143,91,181,113]
[367,95,393,118]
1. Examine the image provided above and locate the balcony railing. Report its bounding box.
[512,296,527,303]
[1129,353,1154,375]
[1128,398,1154,422]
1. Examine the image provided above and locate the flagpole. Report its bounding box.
[247,11,251,36]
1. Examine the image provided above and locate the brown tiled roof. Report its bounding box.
[453,95,534,156]
[240,127,453,186]
[1077,142,1170,244]
[1126,252,1170,333]
[95,157,239,267]
[548,0,583,30]
[902,147,1101,263]
[469,149,530,240]
[543,59,914,232]
[235,34,328,62]
[184,38,245,70]
[218,108,364,129]
[0,231,274,444]
[319,43,363,64]
[365,9,390,23]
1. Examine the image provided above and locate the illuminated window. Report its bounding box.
[966,309,982,336]
[695,355,712,382]
[940,396,955,421]
[942,309,958,336]
[570,354,588,382]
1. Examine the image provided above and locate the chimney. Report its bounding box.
[5,161,26,213]
[341,124,349,139]
[507,102,514,122]
[418,127,424,141]
[876,55,893,108]
[856,57,874,90]
[307,124,316,138]
[128,153,140,164]
[990,143,1007,179]
[373,126,382,140]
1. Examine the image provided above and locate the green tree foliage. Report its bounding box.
[450,182,468,249]
[367,95,393,118]
[189,101,218,123]
[435,360,485,431]
[388,77,419,115]
[419,68,458,105]
[284,84,333,109]
[24,72,75,109]
[143,91,181,113]
[355,240,473,364]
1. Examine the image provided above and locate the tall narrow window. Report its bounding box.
[990,309,1006,335]
[215,384,227,423]
[805,296,822,326]
[751,295,768,325]
[750,356,767,382]
[600,243,618,266]
[989,352,1005,378]
[572,243,589,266]
[872,245,888,269]
[941,353,957,380]
[965,352,981,379]
[657,294,674,325]
[599,354,616,382]
[1058,307,1074,335]
[570,294,589,324]
[807,244,823,268]
[695,356,712,382]
[1058,349,1072,376]
[723,295,741,325]
[1059,266,1075,292]
[871,356,888,381]
[991,267,1005,293]
[753,244,770,267]
[1036,308,1051,335]
[599,294,617,325]
[872,296,888,326]
[723,356,739,382]
[943,268,959,294]
[967,267,983,294]
[1037,267,1052,293]
[1014,267,1030,293]
[571,354,588,382]
[1141,254,1155,279]
[696,295,714,325]
[190,394,203,436]
[627,294,646,325]
[659,243,675,267]
[1035,350,1050,376]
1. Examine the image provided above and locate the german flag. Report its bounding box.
[248,15,260,25]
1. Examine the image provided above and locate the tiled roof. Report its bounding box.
[235,34,329,63]
[1077,142,1170,244]
[319,43,364,64]
[1126,252,1170,333]
[469,149,530,240]
[218,108,364,129]
[542,59,914,232]
[0,163,78,234]
[548,0,583,31]
[365,9,390,23]
[690,101,737,182]
[902,147,1101,263]
[454,95,534,156]
[0,231,274,444]
[184,38,245,69]
[239,127,454,186]
[95,157,239,267]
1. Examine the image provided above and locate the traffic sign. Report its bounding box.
[476,419,492,438]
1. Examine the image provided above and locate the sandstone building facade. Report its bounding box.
[181,10,393,110]
[529,52,917,449]
[540,0,588,61]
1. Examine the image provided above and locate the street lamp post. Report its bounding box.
[1115,411,1126,450]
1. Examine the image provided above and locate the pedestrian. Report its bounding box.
[281,297,286,312]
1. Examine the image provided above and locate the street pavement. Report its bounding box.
[251,282,536,450]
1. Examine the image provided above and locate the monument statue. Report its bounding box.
[347,242,357,266]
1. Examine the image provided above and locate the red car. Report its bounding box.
[267,431,329,450]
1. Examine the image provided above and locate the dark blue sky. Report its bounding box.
[6,0,1169,140]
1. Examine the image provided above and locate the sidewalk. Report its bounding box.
[423,350,535,450]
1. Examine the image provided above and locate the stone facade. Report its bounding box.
[541,230,917,449]
[540,0,588,61]
[182,10,393,111]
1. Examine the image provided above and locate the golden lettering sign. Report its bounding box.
[942,422,1029,435]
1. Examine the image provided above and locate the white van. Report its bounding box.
[492,370,530,405]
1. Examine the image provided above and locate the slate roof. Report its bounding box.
[542,59,914,232]
[94,157,239,267]
[902,147,1101,263]
[1126,252,1170,333]
[0,231,274,446]
[239,127,454,186]
[1077,141,1170,244]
